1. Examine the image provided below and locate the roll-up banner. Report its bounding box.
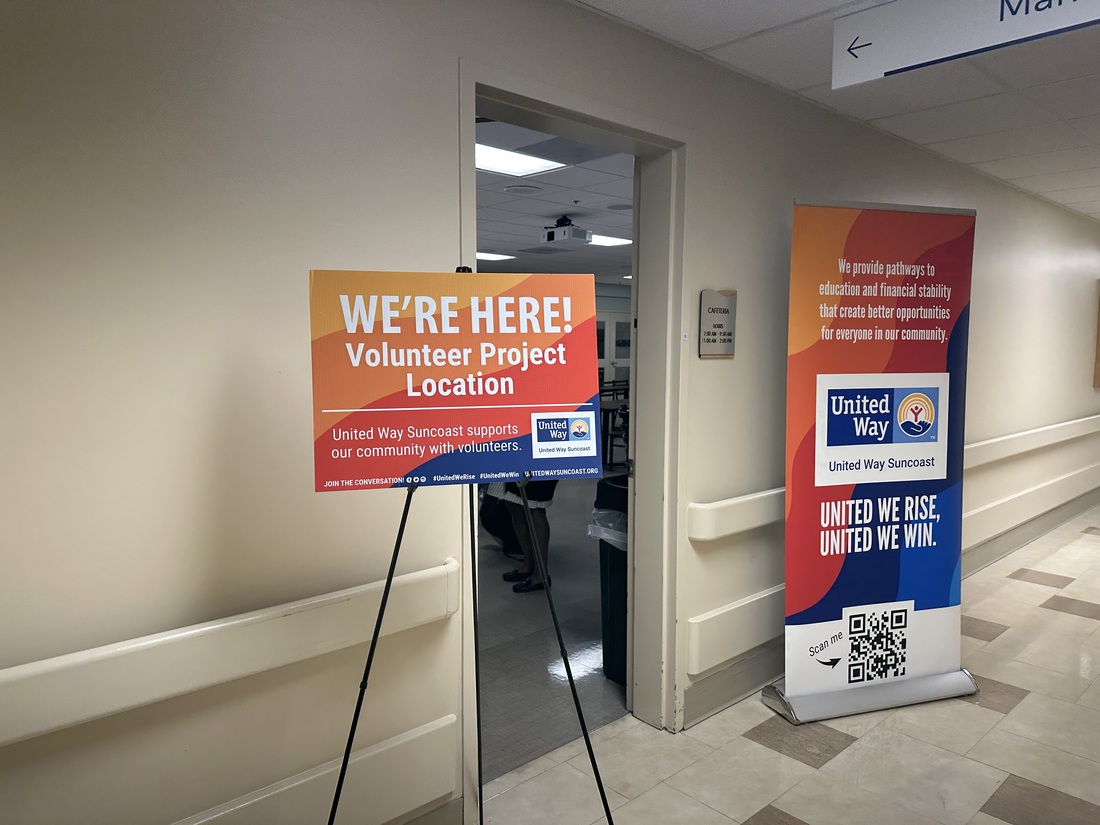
[763,204,979,724]
[309,270,603,491]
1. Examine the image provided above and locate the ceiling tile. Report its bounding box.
[925,122,1092,164]
[1069,114,1100,142]
[475,190,523,207]
[577,153,635,177]
[973,146,1100,180]
[968,24,1100,89]
[475,206,533,224]
[572,0,862,51]
[477,178,568,197]
[1041,184,1100,205]
[524,165,624,189]
[477,221,535,238]
[517,136,615,165]
[1020,73,1100,120]
[535,189,621,209]
[705,11,835,90]
[487,196,599,220]
[476,170,514,187]
[1011,165,1100,193]
[475,120,556,149]
[580,178,635,199]
[593,214,634,228]
[517,246,572,255]
[801,62,1004,121]
[871,92,1056,145]
[494,212,558,228]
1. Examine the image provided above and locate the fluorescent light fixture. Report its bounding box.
[476,252,515,261]
[475,144,565,177]
[622,275,633,280]
[590,234,632,246]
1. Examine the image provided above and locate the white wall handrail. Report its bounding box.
[963,413,1100,469]
[0,558,461,749]
[688,414,1100,542]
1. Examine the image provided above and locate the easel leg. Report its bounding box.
[468,484,485,825]
[327,483,419,825]
[517,474,616,825]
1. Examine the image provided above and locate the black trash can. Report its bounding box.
[592,474,629,685]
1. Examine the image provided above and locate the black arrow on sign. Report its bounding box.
[847,36,872,58]
[817,657,842,668]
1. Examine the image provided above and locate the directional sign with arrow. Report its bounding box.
[845,36,871,59]
[833,1,1100,89]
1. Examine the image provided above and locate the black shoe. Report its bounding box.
[512,578,549,593]
[502,568,533,583]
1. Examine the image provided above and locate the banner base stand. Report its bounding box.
[761,668,978,725]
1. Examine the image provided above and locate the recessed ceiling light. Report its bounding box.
[475,144,566,177]
[606,203,632,211]
[476,252,516,261]
[503,184,544,195]
[590,235,632,246]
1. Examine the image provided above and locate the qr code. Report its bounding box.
[848,608,907,683]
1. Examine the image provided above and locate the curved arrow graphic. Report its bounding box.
[816,657,842,668]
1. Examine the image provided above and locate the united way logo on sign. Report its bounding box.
[896,392,936,440]
[816,373,948,487]
[826,387,939,447]
[531,412,597,458]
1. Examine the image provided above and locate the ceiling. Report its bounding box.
[476,1,1100,283]
[570,0,1100,215]
[475,119,636,284]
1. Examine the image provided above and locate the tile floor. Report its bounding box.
[482,508,1100,825]
[478,478,629,780]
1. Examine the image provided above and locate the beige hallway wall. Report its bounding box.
[2,1,1100,821]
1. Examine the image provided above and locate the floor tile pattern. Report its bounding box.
[742,806,811,825]
[484,511,1100,825]
[741,716,857,769]
[960,615,1010,641]
[1007,567,1074,588]
[980,774,1100,825]
[958,674,1029,714]
[1041,593,1100,620]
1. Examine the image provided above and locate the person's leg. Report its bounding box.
[525,507,550,585]
[506,501,550,588]
[504,501,534,581]
[480,494,523,557]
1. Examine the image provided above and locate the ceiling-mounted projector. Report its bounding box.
[540,215,591,247]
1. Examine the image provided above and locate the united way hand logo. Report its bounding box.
[570,419,590,439]
[897,392,935,438]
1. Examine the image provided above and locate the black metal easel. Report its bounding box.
[327,264,612,823]
[468,483,486,825]
[327,484,419,825]
[517,473,616,825]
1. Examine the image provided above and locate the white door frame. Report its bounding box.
[458,64,685,820]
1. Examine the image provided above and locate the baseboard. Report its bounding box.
[963,485,1100,576]
[173,715,457,825]
[682,638,783,729]
[390,797,463,825]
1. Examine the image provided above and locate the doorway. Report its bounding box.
[472,112,635,780]
[459,81,684,807]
